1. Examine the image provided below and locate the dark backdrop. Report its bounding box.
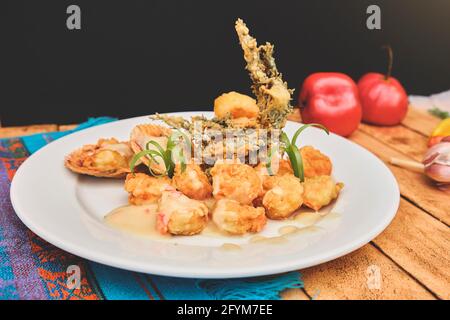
[1,0,450,125]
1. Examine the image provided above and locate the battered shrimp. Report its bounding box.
[172,163,212,200]
[65,138,133,178]
[124,173,172,205]
[210,162,262,205]
[214,91,259,127]
[302,175,344,211]
[262,174,303,219]
[254,158,293,180]
[157,189,209,236]
[212,199,266,235]
[300,146,332,178]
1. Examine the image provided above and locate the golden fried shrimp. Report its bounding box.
[254,158,293,180]
[65,138,133,178]
[130,124,172,174]
[214,91,259,127]
[172,163,212,200]
[300,146,332,178]
[254,158,293,203]
[262,174,303,219]
[157,189,209,236]
[210,163,262,205]
[124,173,172,205]
[302,175,344,211]
[212,199,266,235]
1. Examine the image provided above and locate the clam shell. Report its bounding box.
[64,138,132,178]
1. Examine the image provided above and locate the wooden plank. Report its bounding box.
[281,288,310,300]
[350,130,450,225]
[300,244,435,300]
[58,124,78,131]
[373,198,450,299]
[359,123,428,162]
[290,107,438,162]
[402,107,440,137]
[0,124,58,139]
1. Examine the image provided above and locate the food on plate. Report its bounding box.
[157,189,209,235]
[300,72,362,137]
[65,138,133,178]
[210,162,262,205]
[303,175,344,211]
[255,157,293,180]
[214,91,259,128]
[64,19,344,240]
[300,146,332,178]
[212,199,266,235]
[124,173,172,205]
[262,174,303,219]
[172,163,213,200]
[130,124,172,174]
[358,46,408,126]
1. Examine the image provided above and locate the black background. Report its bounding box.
[1,0,449,125]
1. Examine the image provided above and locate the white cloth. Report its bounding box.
[409,90,450,113]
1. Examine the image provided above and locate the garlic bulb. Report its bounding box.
[423,136,450,183]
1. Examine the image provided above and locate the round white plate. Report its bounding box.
[11,112,399,278]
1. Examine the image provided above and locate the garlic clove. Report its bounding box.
[423,140,450,183]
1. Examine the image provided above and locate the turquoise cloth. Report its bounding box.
[0,117,303,300]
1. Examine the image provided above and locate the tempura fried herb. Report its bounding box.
[235,19,294,129]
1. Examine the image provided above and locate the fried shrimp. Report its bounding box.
[262,174,303,219]
[235,19,293,128]
[214,91,259,127]
[302,175,344,211]
[210,163,262,205]
[300,146,332,178]
[172,163,212,200]
[124,173,172,205]
[254,158,293,180]
[65,138,133,178]
[212,199,266,235]
[157,189,209,236]
[130,124,172,174]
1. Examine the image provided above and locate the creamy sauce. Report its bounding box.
[201,221,227,237]
[249,235,287,245]
[278,225,300,236]
[104,202,338,247]
[249,235,268,243]
[220,243,242,251]
[105,204,169,240]
[293,211,323,226]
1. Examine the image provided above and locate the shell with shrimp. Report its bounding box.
[130,124,172,175]
[64,138,133,178]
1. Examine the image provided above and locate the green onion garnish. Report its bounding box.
[130,129,191,178]
[267,123,329,182]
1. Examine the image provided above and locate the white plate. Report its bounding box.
[11,112,399,278]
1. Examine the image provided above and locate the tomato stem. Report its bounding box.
[382,45,393,80]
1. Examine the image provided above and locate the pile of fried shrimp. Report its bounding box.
[64,92,344,237]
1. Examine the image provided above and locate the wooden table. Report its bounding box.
[1,107,449,300]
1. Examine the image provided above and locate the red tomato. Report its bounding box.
[357,72,408,125]
[299,72,362,137]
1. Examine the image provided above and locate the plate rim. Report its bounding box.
[10,112,400,278]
